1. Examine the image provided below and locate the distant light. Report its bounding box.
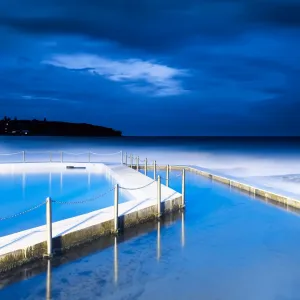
[25,132,28,135]
[6,123,8,126]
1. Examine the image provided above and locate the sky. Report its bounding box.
[0,0,300,136]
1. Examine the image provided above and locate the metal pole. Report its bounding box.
[88,151,91,163]
[114,184,119,233]
[61,151,63,163]
[137,156,139,172]
[166,164,169,187]
[49,152,52,163]
[125,152,127,165]
[181,169,185,208]
[23,151,25,162]
[145,158,147,176]
[130,154,133,168]
[157,175,161,217]
[121,150,123,164]
[46,197,53,257]
[154,160,157,180]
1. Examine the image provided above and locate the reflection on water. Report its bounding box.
[41,214,183,297]
[60,172,63,192]
[114,237,118,285]
[0,171,129,236]
[22,171,26,199]
[157,221,161,262]
[49,172,52,196]
[46,260,51,300]
[2,170,300,299]
[181,211,185,248]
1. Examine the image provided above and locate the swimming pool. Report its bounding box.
[0,166,129,236]
[2,169,300,300]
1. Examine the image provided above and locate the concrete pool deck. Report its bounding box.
[0,163,182,273]
[140,163,300,210]
[3,158,300,274]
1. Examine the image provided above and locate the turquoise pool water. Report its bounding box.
[0,170,129,236]
[1,169,300,299]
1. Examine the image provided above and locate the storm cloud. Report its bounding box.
[1,0,300,50]
[0,0,300,135]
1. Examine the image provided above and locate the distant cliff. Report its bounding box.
[0,118,122,137]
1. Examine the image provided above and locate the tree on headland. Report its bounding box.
[3,116,11,122]
[0,117,122,136]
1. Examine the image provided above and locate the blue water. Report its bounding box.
[1,137,300,299]
[0,171,128,236]
[1,169,300,299]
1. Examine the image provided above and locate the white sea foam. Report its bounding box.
[1,138,299,199]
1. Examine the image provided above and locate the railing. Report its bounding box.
[0,150,123,163]
[0,175,182,257]
[123,152,186,208]
[0,150,186,259]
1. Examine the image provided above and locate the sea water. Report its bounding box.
[1,137,300,299]
[1,169,300,299]
[1,136,300,198]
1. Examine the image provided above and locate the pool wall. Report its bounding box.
[0,197,182,273]
[4,160,299,274]
[136,164,300,210]
[0,163,182,273]
[0,162,106,174]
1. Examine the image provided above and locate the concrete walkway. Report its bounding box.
[0,164,181,257]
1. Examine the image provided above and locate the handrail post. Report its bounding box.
[49,152,52,163]
[154,160,157,180]
[166,164,169,187]
[46,197,53,257]
[130,154,133,169]
[157,175,161,218]
[61,151,63,163]
[145,158,147,176]
[125,152,127,166]
[181,169,185,208]
[137,156,139,172]
[88,151,91,163]
[23,151,26,163]
[121,150,123,165]
[114,184,119,233]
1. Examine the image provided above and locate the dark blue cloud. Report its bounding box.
[1,0,300,51]
[0,0,299,135]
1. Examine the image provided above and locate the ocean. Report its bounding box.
[1,136,300,198]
